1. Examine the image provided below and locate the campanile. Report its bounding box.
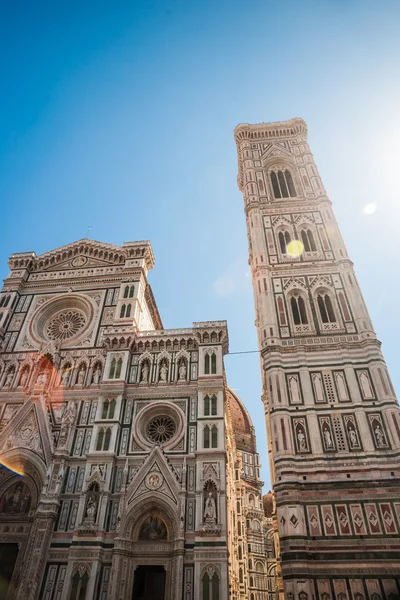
[234,118,400,598]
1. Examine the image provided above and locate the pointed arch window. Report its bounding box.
[270,170,296,199]
[211,395,217,415]
[301,229,317,252]
[115,357,123,379]
[204,426,210,448]
[278,231,291,254]
[120,304,126,318]
[317,293,336,323]
[96,428,104,451]
[102,400,109,419]
[129,285,134,298]
[202,572,219,600]
[123,285,129,298]
[103,428,111,451]
[205,354,210,375]
[70,571,89,600]
[204,395,210,416]
[277,297,287,326]
[126,304,131,318]
[290,295,308,325]
[108,399,116,419]
[211,353,217,374]
[211,425,218,448]
[109,358,116,379]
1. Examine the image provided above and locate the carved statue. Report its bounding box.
[178,362,187,381]
[297,429,306,451]
[85,497,97,521]
[159,361,168,382]
[61,368,70,386]
[92,365,102,385]
[19,370,28,387]
[36,371,47,385]
[204,492,217,523]
[77,368,86,385]
[141,362,149,383]
[375,425,385,447]
[323,428,333,448]
[348,427,358,448]
[5,371,14,388]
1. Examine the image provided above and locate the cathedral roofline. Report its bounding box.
[233,117,307,143]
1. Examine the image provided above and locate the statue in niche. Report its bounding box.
[92,364,102,385]
[374,423,386,447]
[85,497,97,521]
[19,370,28,387]
[347,425,358,448]
[77,366,86,385]
[323,426,333,449]
[83,483,100,524]
[159,361,168,382]
[5,371,14,388]
[36,371,47,385]
[204,492,217,523]
[141,362,149,383]
[58,401,77,449]
[61,367,70,386]
[296,424,307,452]
[178,361,187,381]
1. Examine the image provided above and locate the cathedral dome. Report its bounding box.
[263,492,273,518]
[227,388,256,453]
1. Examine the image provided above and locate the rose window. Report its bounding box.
[146,416,176,444]
[46,310,86,341]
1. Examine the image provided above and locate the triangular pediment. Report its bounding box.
[0,399,52,465]
[127,446,180,507]
[261,143,293,161]
[33,239,127,272]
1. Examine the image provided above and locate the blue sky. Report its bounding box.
[1,0,399,488]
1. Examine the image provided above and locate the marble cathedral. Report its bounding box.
[234,118,400,598]
[0,239,277,600]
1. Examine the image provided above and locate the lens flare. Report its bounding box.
[0,458,24,477]
[286,240,304,258]
[362,202,377,215]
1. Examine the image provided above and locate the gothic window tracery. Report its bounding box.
[278,230,291,254]
[270,169,296,199]
[205,353,217,375]
[146,415,176,444]
[96,427,112,451]
[109,356,123,379]
[317,293,336,323]
[69,570,89,600]
[290,294,308,325]
[202,569,219,600]
[300,229,317,252]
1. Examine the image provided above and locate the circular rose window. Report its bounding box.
[46,310,86,341]
[28,295,94,347]
[146,416,176,444]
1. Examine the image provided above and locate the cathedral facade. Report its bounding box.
[0,239,276,600]
[234,118,400,598]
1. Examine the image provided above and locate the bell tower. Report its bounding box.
[234,118,400,598]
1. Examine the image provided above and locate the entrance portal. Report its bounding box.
[132,565,166,600]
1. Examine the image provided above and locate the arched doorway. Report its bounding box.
[110,498,184,600]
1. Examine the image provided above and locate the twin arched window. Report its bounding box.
[123,285,134,298]
[300,229,317,252]
[109,357,123,379]
[204,395,217,416]
[205,353,217,375]
[96,427,111,451]
[290,295,308,325]
[0,295,11,308]
[101,399,116,419]
[204,425,218,448]
[278,231,291,254]
[120,303,132,318]
[202,571,219,600]
[270,170,296,199]
[317,293,336,323]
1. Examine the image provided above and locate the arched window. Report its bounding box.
[277,296,286,326]
[238,521,241,536]
[301,229,317,252]
[96,429,104,451]
[317,293,336,323]
[278,231,291,254]
[115,358,123,379]
[103,428,111,451]
[211,395,217,415]
[211,425,218,448]
[120,304,126,318]
[338,292,351,321]
[124,285,129,298]
[211,353,217,374]
[108,399,116,419]
[250,576,254,587]
[205,354,210,374]
[129,285,134,298]
[126,304,131,318]
[238,545,242,560]
[4,295,10,308]
[102,400,109,419]
[70,571,89,600]
[202,572,219,600]
[239,568,243,584]
[204,395,210,416]
[237,500,241,513]
[290,295,308,325]
[204,426,210,448]
[270,170,296,199]
[109,358,116,379]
